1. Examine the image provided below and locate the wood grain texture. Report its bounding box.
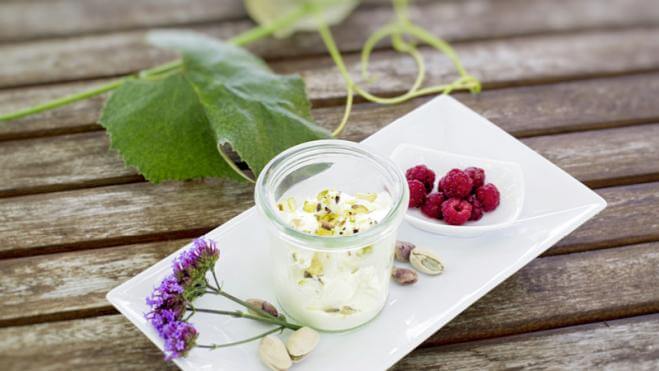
[4,71,659,142]
[426,242,659,345]
[554,182,659,254]
[2,120,659,197]
[394,314,659,370]
[0,180,656,259]
[0,314,177,371]
[0,312,657,371]
[2,0,657,43]
[0,0,246,43]
[1,24,659,93]
[1,236,656,338]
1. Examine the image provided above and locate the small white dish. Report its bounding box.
[107,96,606,371]
[391,144,525,237]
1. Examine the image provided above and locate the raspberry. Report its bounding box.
[439,169,473,199]
[464,167,485,190]
[441,198,473,225]
[476,183,500,212]
[408,179,427,208]
[421,192,445,219]
[406,165,435,193]
[467,195,484,221]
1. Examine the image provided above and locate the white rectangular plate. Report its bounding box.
[107,96,606,370]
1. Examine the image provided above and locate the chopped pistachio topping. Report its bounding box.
[277,189,391,237]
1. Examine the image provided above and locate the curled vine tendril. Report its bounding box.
[324,0,481,137]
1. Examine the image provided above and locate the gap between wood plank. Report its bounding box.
[0,240,656,351]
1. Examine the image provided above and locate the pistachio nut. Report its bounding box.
[285,326,320,362]
[259,335,292,371]
[395,240,416,262]
[391,267,418,285]
[409,248,444,275]
[246,298,279,318]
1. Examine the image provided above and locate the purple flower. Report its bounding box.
[145,238,219,361]
[146,275,185,335]
[162,321,198,360]
[172,238,220,286]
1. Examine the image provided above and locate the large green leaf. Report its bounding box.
[99,31,329,183]
[149,31,330,175]
[99,74,242,182]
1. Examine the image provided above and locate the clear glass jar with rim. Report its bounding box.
[255,140,408,331]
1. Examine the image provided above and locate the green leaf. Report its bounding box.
[99,31,329,183]
[244,0,360,37]
[149,31,330,175]
[99,74,242,183]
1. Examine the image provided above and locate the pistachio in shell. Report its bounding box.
[246,298,279,318]
[391,267,418,285]
[409,248,444,275]
[395,240,416,262]
[285,327,320,362]
[259,335,292,371]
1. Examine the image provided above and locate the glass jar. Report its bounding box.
[255,140,408,331]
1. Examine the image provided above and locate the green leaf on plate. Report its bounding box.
[99,31,330,183]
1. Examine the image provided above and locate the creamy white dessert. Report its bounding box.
[272,189,395,331]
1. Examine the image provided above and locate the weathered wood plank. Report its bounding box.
[0,0,246,43]
[426,242,659,345]
[522,124,659,188]
[0,239,187,326]
[2,0,657,44]
[4,71,659,142]
[395,314,659,370]
[0,312,657,371]
[0,179,255,258]
[1,25,658,94]
[0,179,656,259]
[1,234,657,343]
[2,121,658,198]
[0,314,177,371]
[554,182,659,255]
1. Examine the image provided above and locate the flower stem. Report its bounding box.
[190,307,301,330]
[207,269,283,322]
[197,326,285,349]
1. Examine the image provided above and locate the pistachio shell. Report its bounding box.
[286,327,320,362]
[391,267,418,285]
[259,335,292,371]
[395,240,416,262]
[409,248,444,275]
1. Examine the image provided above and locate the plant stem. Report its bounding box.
[190,307,301,330]
[197,326,285,349]
[0,78,127,121]
[207,268,283,322]
[0,0,326,122]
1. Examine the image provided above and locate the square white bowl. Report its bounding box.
[391,144,525,237]
[107,96,606,371]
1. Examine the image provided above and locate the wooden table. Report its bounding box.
[1,0,658,369]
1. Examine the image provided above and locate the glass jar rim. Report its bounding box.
[254,140,408,251]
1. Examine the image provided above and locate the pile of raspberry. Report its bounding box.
[406,165,500,226]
